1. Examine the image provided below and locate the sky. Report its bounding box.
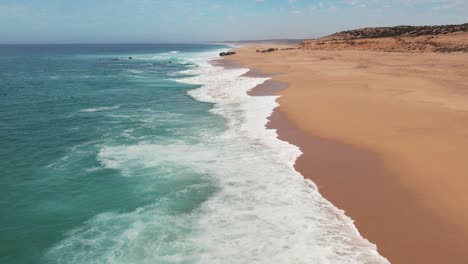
[1,0,467,44]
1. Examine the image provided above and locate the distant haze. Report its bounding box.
[1,0,466,44]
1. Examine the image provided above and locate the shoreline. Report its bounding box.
[188,52,391,263]
[219,45,468,263]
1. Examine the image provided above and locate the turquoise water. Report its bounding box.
[0,44,227,263]
[1,44,389,264]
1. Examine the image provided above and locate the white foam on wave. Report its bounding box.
[97,141,221,177]
[80,105,120,113]
[127,69,143,74]
[147,54,193,65]
[47,204,201,264]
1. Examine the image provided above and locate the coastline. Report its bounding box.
[185,50,391,263]
[220,45,468,263]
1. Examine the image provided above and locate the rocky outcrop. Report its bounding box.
[256,48,295,53]
[300,23,468,53]
[258,48,279,53]
[220,51,236,56]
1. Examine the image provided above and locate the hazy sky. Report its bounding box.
[1,0,467,43]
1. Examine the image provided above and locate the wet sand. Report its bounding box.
[217,46,468,264]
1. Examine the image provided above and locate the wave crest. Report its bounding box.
[80,105,120,113]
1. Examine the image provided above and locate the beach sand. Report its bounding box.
[222,46,468,263]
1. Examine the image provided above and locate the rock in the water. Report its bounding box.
[128,57,133,60]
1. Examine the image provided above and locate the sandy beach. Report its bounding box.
[223,45,468,263]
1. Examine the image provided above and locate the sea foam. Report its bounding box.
[80,105,120,113]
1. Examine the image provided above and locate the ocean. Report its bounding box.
[0,44,388,264]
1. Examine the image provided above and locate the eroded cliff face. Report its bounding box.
[300,23,468,52]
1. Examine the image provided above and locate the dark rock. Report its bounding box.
[260,48,277,53]
[128,57,133,60]
[219,51,237,56]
